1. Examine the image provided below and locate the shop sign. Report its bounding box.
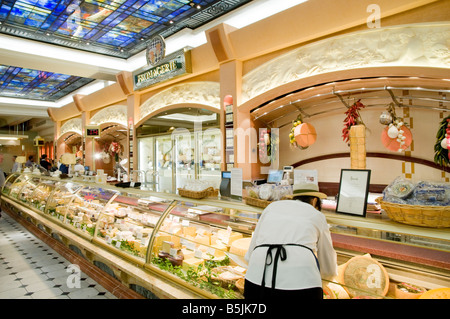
[133,48,192,91]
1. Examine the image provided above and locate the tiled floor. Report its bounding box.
[0,212,117,299]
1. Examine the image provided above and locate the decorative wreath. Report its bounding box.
[434,115,450,167]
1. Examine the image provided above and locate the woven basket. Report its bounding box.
[178,187,217,199]
[244,196,273,208]
[376,197,450,228]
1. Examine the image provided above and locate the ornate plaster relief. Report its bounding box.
[140,81,220,121]
[242,23,450,104]
[59,118,82,138]
[90,104,128,127]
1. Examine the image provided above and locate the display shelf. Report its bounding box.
[323,209,450,251]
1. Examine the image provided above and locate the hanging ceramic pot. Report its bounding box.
[379,111,393,125]
[294,123,317,148]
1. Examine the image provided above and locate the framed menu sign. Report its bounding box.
[336,169,371,217]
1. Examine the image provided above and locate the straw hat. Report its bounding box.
[285,182,327,199]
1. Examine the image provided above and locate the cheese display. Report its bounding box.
[3,173,448,300]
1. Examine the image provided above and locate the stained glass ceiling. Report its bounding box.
[0,64,95,101]
[0,0,251,102]
[0,0,252,59]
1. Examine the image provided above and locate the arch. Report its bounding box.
[90,104,128,127]
[139,81,220,122]
[136,103,221,128]
[58,118,82,140]
[241,22,450,108]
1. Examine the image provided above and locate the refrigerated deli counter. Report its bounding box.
[1,173,449,299]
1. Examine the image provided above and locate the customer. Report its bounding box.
[244,183,338,299]
[25,155,34,167]
[11,155,19,173]
[74,158,85,174]
[0,154,5,188]
[40,154,52,171]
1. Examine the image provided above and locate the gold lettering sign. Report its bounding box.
[133,49,191,90]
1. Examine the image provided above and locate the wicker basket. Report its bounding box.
[244,196,273,208]
[178,187,218,199]
[376,197,450,228]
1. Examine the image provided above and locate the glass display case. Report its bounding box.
[1,173,449,300]
[63,186,119,239]
[147,199,260,298]
[7,173,29,199]
[2,173,20,196]
[17,176,43,205]
[28,178,58,212]
[94,192,170,264]
[45,181,83,225]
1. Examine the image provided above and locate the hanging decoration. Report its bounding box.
[289,115,317,149]
[342,100,365,144]
[380,103,412,152]
[259,128,278,161]
[109,141,123,162]
[434,115,450,167]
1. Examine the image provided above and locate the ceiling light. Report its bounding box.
[196,5,201,9]
[0,134,28,140]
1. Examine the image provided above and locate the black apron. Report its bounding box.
[254,243,320,290]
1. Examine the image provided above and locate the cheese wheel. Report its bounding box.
[419,288,450,299]
[230,238,251,257]
[339,255,389,298]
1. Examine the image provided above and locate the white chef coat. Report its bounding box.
[245,200,338,290]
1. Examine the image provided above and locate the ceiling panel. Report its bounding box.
[0,64,95,101]
[0,0,252,59]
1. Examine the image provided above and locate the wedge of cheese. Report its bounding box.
[182,257,204,271]
[152,234,172,254]
[183,226,197,237]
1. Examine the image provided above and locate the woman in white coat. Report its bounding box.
[244,183,338,299]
